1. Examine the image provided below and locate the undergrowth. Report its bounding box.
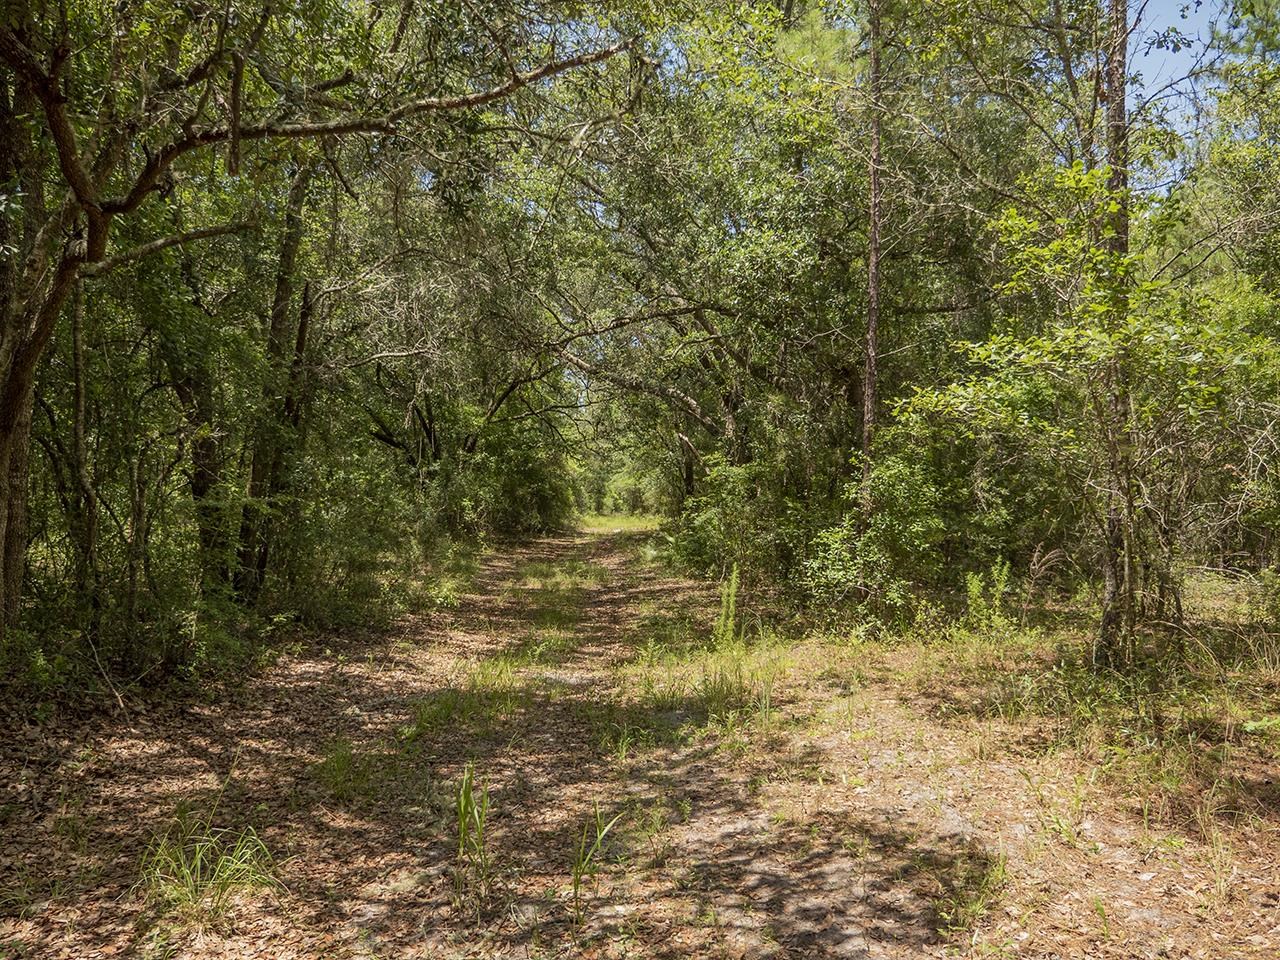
[138,802,279,924]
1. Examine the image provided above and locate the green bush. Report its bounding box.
[671,455,817,585]
[803,453,945,620]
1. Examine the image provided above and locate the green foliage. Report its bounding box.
[6,0,620,693]
[0,630,82,695]
[673,460,775,578]
[8,0,1280,700]
[803,452,945,620]
[670,455,826,589]
[1259,568,1280,626]
[964,561,1013,635]
[713,564,741,648]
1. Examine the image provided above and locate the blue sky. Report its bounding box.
[1133,0,1224,90]
[1131,0,1229,139]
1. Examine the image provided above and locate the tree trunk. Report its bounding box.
[160,218,234,599]
[162,333,231,599]
[70,282,102,628]
[254,279,316,590]
[1096,0,1138,667]
[0,26,107,640]
[2,390,33,625]
[861,0,883,488]
[0,45,45,637]
[235,162,314,603]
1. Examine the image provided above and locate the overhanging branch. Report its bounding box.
[101,38,634,216]
[80,221,254,278]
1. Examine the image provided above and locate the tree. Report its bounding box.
[0,1,632,638]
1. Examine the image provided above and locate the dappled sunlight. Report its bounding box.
[6,1,1280,956]
[7,530,1276,958]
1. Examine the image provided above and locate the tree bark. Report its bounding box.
[69,281,101,627]
[1096,0,1138,666]
[156,212,235,599]
[235,163,314,603]
[861,0,883,488]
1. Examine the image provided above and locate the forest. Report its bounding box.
[2,0,1279,956]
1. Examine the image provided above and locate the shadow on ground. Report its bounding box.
[0,530,1003,959]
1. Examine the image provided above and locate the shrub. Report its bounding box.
[803,453,945,620]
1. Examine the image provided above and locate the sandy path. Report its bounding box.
[2,530,1276,959]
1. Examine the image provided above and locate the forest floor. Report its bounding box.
[2,526,1279,959]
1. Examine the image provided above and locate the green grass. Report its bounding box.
[624,795,679,867]
[933,845,1009,935]
[506,556,610,639]
[618,621,791,743]
[0,861,74,918]
[312,738,378,803]
[139,804,279,923]
[597,718,655,762]
[963,637,1280,825]
[402,661,526,742]
[503,628,579,665]
[697,657,752,720]
[578,513,662,533]
[840,579,1280,838]
[620,572,787,734]
[454,762,494,915]
[567,693,686,760]
[531,603,580,631]
[570,802,624,922]
[517,557,610,591]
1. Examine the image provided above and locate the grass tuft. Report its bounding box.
[454,762,495,915]
[139,803,279,923]
[570,802,624,923]
[933,846,1008,935]
[312,737,377,803]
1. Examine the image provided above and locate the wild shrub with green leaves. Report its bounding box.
[803,451,946,621]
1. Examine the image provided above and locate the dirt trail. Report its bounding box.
[2,530,1277,959]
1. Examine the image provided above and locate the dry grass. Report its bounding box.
[3,535,1277,959]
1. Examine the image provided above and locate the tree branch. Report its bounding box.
[559,348,721,437]
[80,221,254,278]
[103,38,633,216]
[0,28,100,211]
